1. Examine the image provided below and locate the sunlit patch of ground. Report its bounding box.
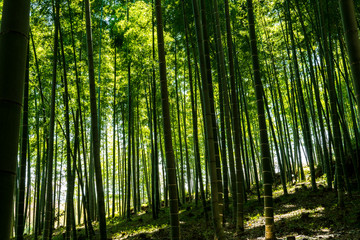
[238,177,360,240]
[29,175,360,240]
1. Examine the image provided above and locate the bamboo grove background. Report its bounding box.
[2,0,360,239]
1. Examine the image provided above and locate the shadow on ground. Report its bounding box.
[107,185,360,240]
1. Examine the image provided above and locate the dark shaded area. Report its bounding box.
[240,186,360,239]
[25,182,360,239]
[103,184,360,239]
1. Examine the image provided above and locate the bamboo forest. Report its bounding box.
[1,0,360,239]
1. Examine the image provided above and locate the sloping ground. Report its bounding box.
[32,178,360,240]
[239,184,360,240]
[104,182,360,240]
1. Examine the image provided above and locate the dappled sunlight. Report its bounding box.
[7,0,360,238]
[274,206,325,222]
[111,221,169,240]
[245,206,325,231]
[238,178,360,240]
[282,204,296,209]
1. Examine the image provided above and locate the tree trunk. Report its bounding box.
[0,0,30,238]
[339,0,360,118]
[317,0,345,207]
[181,0,207,218]
[154,0,180,238]
[246,0,275,239]
[84,0,107,238]
[112,45,117,218]
[43,1,59,238]
[286,0,317,190]
[15,48,29,240]
[192,0,224,237]
[59,22,76,240]
[175,42,186,204]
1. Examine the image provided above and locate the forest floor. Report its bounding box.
[47,176,360,240]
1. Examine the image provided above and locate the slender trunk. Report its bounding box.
[15,48,29,240]
[112,46,117,218]
[154,0,180,238]
[84,0,107,237]
[25,139,31,236]
[318,0,345,207]
[132,105,137,213]
[34,90,41,239]
[182,82,192,202]
[211,0,230,218]
[339,0,360,116]
[151,0,160,217]
[181,0,207,218]
[241,77,261,200]
[106,128,110,216]
[246,0,275,239]
[175,42,186,204]
[59,22,76,239]
[141,140,151,206]
[286,0,317,190]
[294,0,332,188]
[200,0,224,226]
[222,0,246,229]
[126,0,132,219]
[192,0,224,237]
[43,1,59,238]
